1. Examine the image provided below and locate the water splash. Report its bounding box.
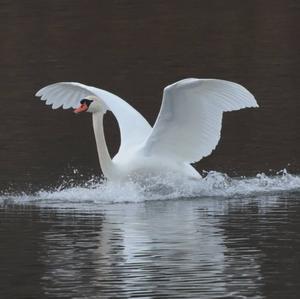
[1,169,299,207]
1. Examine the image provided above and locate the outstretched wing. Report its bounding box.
[36,82,152,153]
[141,78,258,163]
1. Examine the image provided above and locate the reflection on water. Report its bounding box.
[1,194,300,298]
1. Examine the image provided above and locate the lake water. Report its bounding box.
[0,0,300,298]
[1,176,300,298]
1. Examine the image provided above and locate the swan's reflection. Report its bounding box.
[37,197,289,298]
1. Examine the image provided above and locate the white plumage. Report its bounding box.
[36,78,258,181]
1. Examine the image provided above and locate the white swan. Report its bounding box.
[36,78,258,181]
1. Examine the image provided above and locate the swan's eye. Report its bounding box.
[80,99,93,107]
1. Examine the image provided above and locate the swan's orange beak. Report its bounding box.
[74,103,88,114]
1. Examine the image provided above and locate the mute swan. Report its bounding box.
[36,78,258,181]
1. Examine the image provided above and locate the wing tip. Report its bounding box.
[35,88,44,97]
[249,96,259,108]
[35,82,70,97]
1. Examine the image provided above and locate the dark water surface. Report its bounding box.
[1,0,300,298]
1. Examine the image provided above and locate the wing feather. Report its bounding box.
[36,82,152,153]
[141,78,258,163]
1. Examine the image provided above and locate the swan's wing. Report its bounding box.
[141,78,258,163]
[36,82,152,152]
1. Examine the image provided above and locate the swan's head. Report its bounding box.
[74,95,107,114]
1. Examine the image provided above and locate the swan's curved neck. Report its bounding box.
[92,112,115,180]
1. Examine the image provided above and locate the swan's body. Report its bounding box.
[36,78,258,181]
